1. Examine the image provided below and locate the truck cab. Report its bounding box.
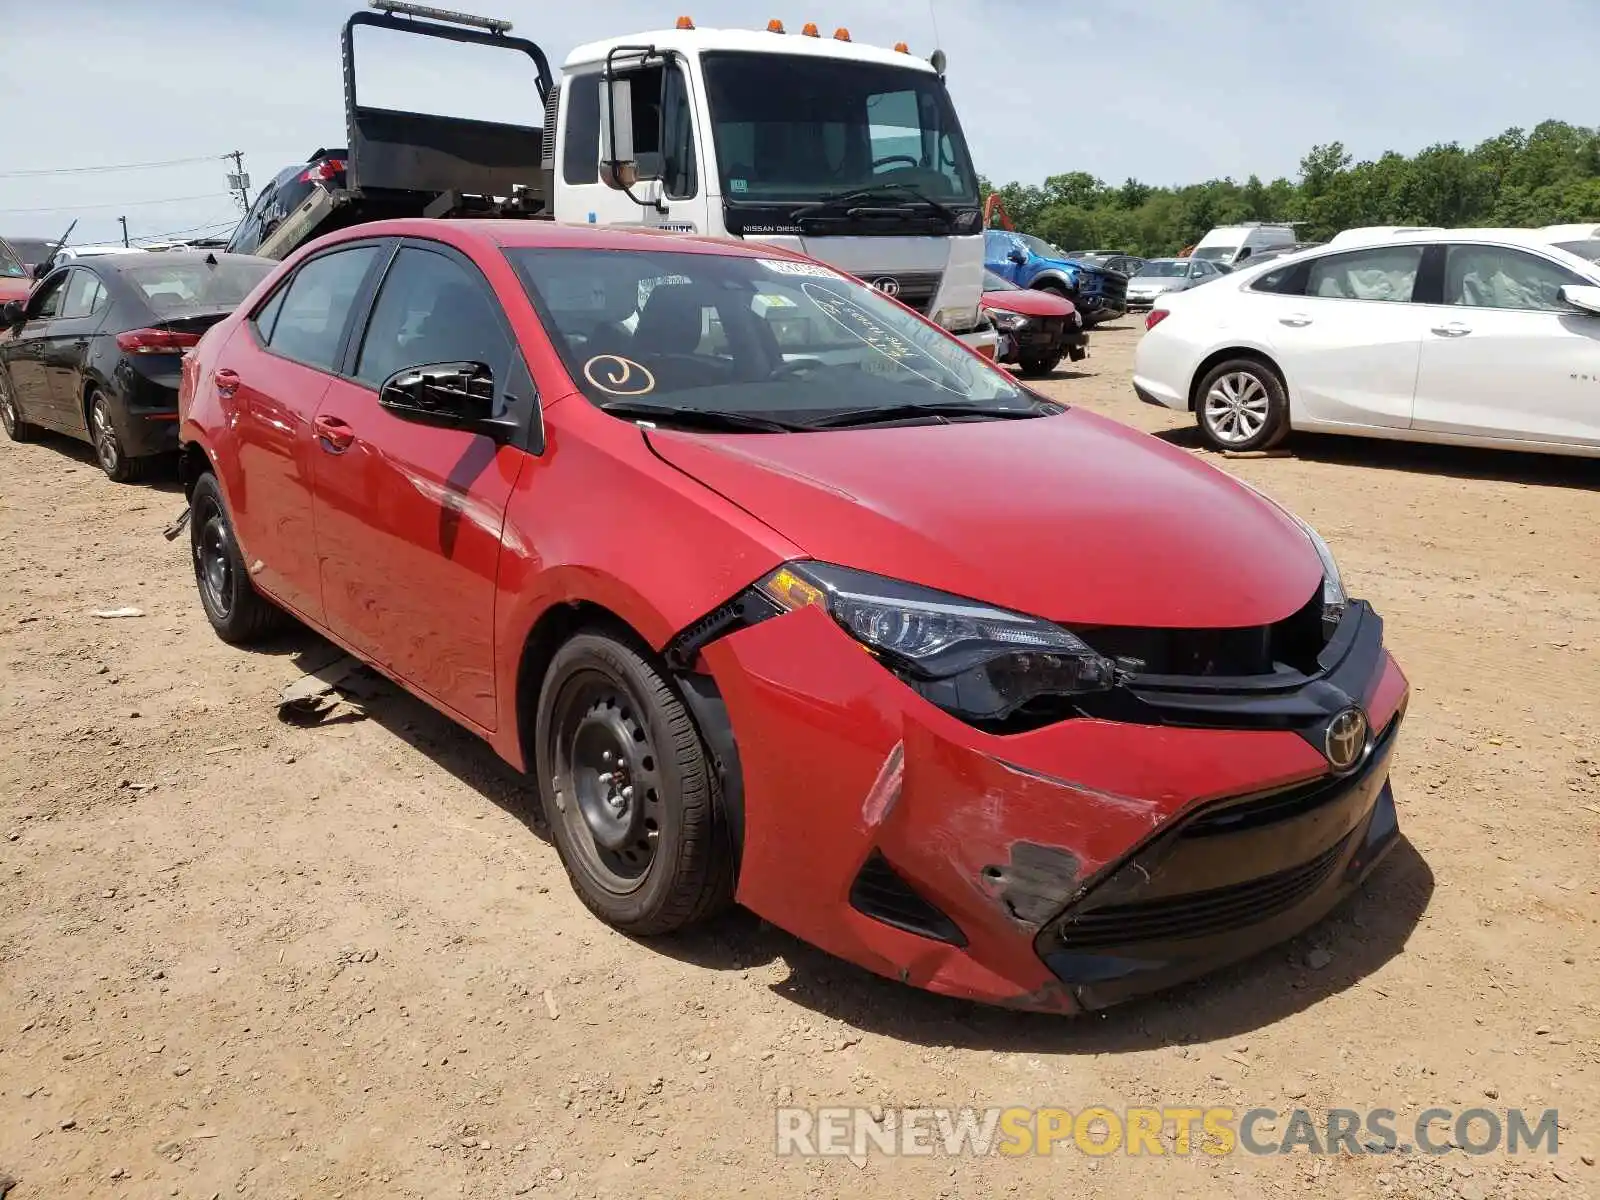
[552,19,992,352]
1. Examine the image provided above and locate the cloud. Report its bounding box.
[2,0,1595,244]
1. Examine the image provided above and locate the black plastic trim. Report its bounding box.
[663,587,782,671]
[849,852,967,947]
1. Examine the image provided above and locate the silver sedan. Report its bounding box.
[1125,257,1227,310]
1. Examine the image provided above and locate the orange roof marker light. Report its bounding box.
[676,14,695,29]
[894,41,910,52]
[833,27,850,40]
[801,22,819,36]
[767,18,785,32]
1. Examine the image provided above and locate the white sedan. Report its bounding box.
[1132,228,1600,457]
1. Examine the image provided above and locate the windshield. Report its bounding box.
[507,248,1035,426]
[1017,233,1070,260]
[1136,260,1188,278]
[1555,239,1600,264]
[0,240,25,279]
[982,269,1019,291]
[123,259,274,312]
[700,52,978,204]
[1190,246,1235,262]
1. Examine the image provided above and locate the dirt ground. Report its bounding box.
[2,321,1598,1200]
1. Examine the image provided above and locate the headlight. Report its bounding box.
[1231,480,1347,629]
[757,562,1115,722]
[989,311,1031,332]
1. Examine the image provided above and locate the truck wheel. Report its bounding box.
[1195,358,1289,453]
[535,631,733,936]
[190,471,289,643]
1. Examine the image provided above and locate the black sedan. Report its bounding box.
[0,251,273,481]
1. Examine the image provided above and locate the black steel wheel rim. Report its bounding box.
[90,396,119,472]
[193,496,233,618]
[549,669,665,894]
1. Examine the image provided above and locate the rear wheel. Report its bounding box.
[88,390,146,482]
[190,471,287,643]
[535,631,733,936]
[0,366,41,443]
[1195,359,1289,453]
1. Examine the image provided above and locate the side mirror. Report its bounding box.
[0,300,23,328]
[378,361,515,440]
[1007,247,1027,264]
[599,74,637,190]
[1559,283,1600,316]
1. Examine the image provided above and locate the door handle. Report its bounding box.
[1278,314,1312,327]
[314,413,355,453]
[1431,323,1471,337]
[213,367,240,398]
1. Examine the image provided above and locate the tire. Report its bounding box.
[1194,358,1289,453]
[1018,351,1063,378]
[535,631,733,936]
[0,365,42,443]
[87,389,147,482]
[189,471,287,644]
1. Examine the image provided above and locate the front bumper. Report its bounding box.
[700,597,1408,1014]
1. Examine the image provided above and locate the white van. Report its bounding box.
[1190,223,1298,267]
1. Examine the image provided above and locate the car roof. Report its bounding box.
[308,218,811,262]
[564,27,936,72]
[79,250,277,273]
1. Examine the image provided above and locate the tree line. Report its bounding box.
[979,120,1600,257]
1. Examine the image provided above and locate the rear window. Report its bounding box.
[122,259,274,312]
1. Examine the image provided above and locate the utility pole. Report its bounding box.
[118,216,129,248]
[226,150,252,212]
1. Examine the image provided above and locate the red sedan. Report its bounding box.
[980,269,1086,376]
[178,220,1408,1013]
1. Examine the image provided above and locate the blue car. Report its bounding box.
[984,229,1128,327]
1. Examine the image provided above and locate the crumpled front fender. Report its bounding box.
[704,605,1396,1011]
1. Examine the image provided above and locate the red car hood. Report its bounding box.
[0,278,30,304]
[645,408,1322,628]
[980,288,1076,318]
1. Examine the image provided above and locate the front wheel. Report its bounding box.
[0,366,42,443]
[1018,351,1063,378]
[1195,359,1289,453]
[535,632,733,936]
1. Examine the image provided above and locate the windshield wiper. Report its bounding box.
[791,184,956,225]
[800,400,1055,430]
[598,399,802,433]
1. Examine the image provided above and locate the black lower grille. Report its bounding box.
[849,853,966,946]
[1051,837,1346,950]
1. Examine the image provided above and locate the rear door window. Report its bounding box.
[25,272,68,321]
[261,246,381,372]
[60,270,109,318]
[1305,246,1425,303]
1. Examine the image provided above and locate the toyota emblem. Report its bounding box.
[870,277,900,297]
[1323,706,1369,773]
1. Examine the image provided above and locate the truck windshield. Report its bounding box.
[1190,246,1236,262]
[506,247,1035,427]
[700,51,978,205]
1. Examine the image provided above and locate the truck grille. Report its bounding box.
[857,269,942,315]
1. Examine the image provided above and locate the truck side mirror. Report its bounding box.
[599,75,637,190]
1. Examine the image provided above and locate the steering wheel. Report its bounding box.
[871,155,919,172]
[770,357,825,380]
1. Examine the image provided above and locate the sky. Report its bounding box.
[2,0,1596,246]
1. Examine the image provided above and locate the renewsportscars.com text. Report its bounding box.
[775,1105,1560,1159]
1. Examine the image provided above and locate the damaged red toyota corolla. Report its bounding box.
[178,220,1408,1013]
